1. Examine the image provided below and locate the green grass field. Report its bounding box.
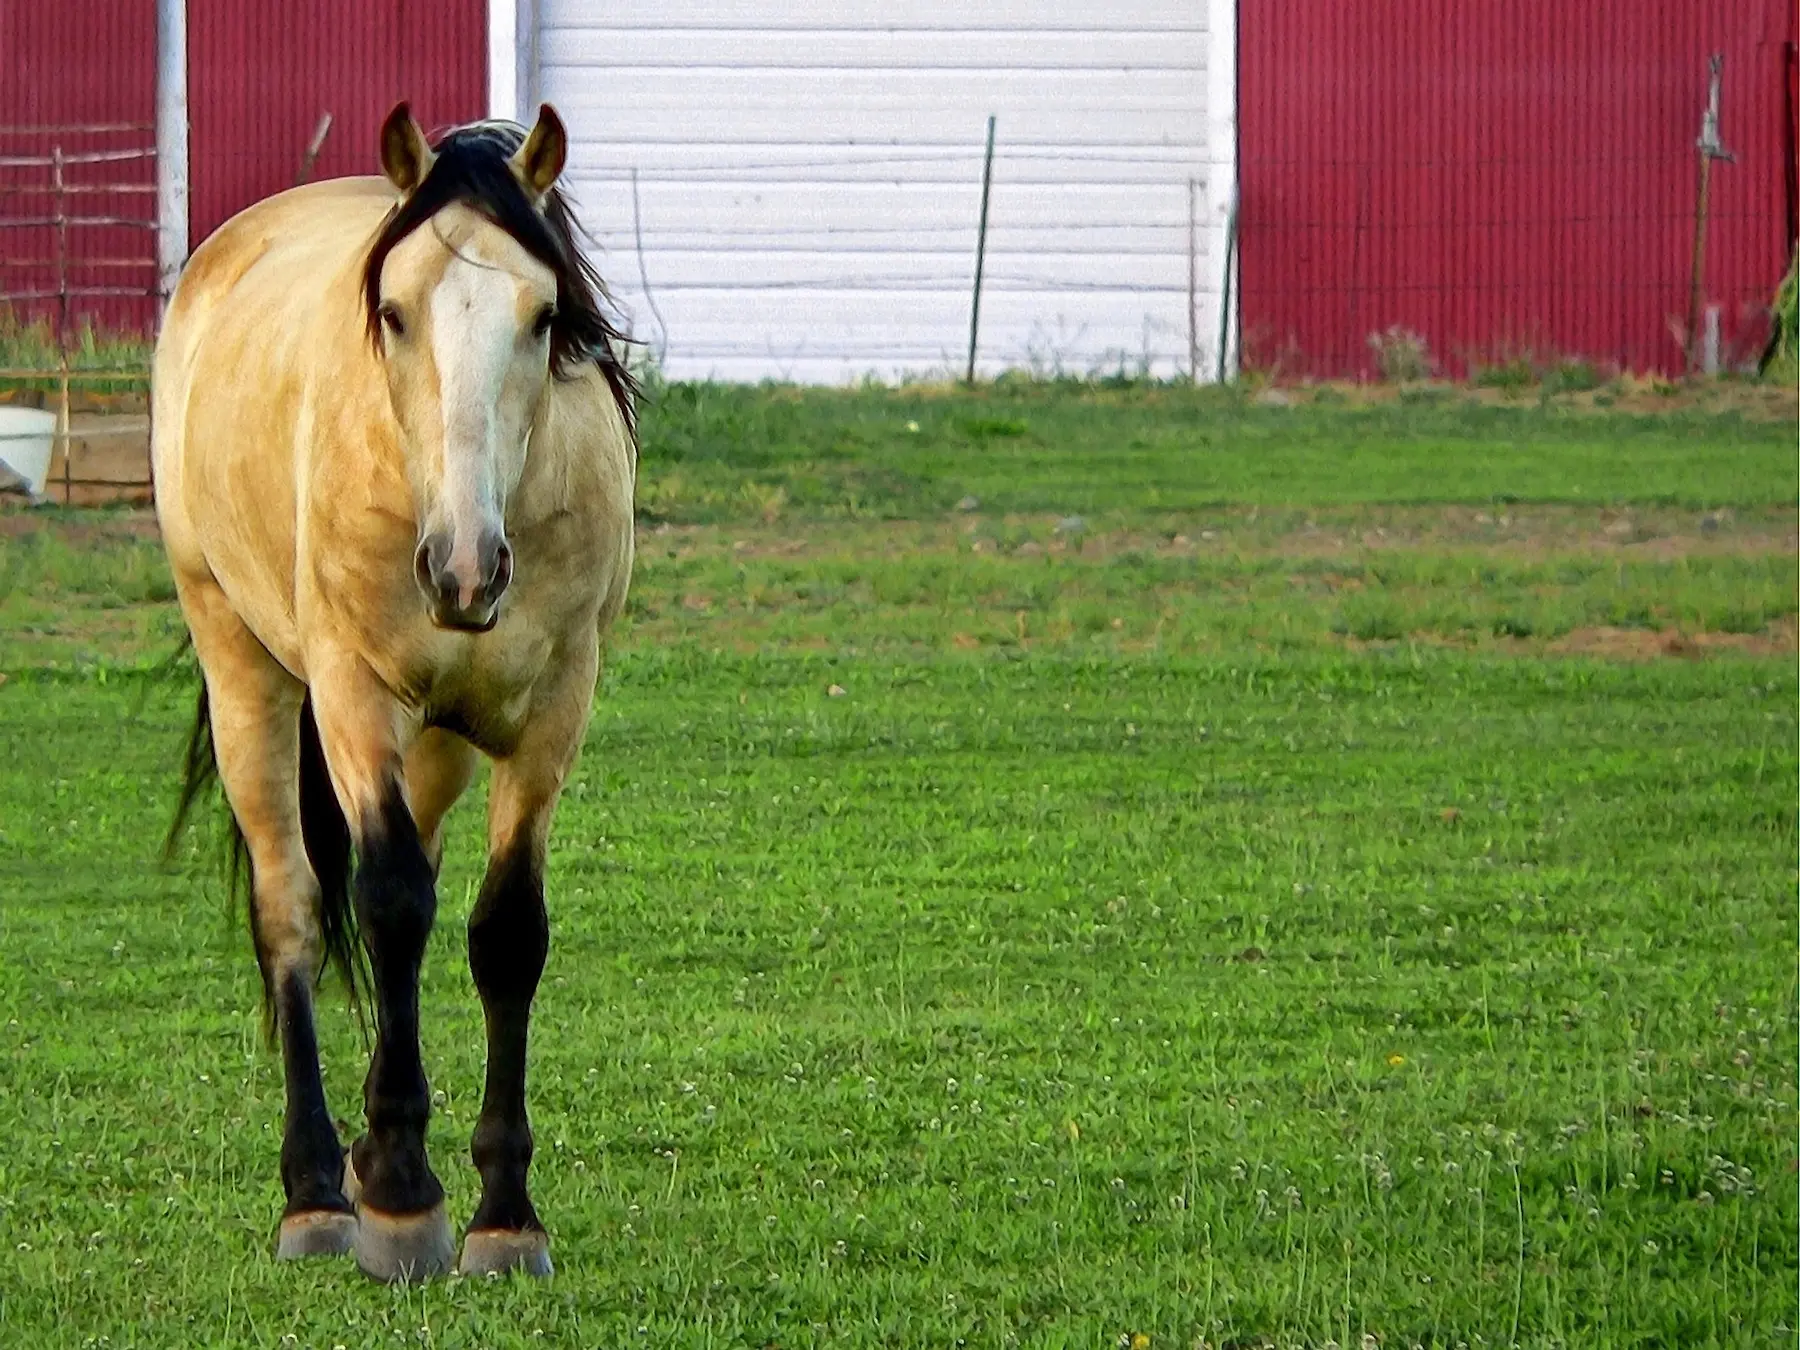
[0,387,1795,1348]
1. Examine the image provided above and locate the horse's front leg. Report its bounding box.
[459,641,598,1277]
[310,657,454,1282]
[178,582,355,1260]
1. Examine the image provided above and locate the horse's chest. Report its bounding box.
[425,632,556,747]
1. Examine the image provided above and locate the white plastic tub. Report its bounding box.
[0,406,56,497]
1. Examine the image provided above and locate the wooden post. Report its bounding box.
[1687,153,1716,373]
[52,143,72,505]
[1686,54,1735,373]
[965,115,996,384]
[295,112,333,185]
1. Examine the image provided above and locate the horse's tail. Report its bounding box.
[166,667,251,911]
[166,649,364,1032]
[296,695,367,1020]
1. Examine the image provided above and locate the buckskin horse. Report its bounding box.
[155,103,636,1280]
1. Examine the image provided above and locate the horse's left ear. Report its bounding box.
[379,101,435,193]
[511,104,567,202]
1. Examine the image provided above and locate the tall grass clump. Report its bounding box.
[1761,250,1797,381]
[0,307,154,399]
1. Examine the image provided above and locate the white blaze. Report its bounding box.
[429,253,515,597]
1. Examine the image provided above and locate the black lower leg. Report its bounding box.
[275,972,350,1216]
[351,789,443,1215]
[467,840,549,1233]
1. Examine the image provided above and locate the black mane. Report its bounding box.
[360,120,637,441]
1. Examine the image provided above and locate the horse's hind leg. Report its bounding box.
[177,581,355,1258]
[459,643,598,1278]
[308,656,454,1282]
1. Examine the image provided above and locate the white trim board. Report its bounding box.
[488,0,538,123]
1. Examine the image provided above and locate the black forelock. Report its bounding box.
[360,120,637,441]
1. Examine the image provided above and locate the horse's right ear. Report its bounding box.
[510,104,568,203]
[379,102,434,194]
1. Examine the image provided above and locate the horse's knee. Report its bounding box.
[353,788,437,971]
[468,843,547,1004]
[252,859,323,987]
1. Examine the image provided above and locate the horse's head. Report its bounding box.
[363,103,596,633]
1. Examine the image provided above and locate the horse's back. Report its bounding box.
[160,178,394,362]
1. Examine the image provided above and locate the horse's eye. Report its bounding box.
[379,303,406,338]
[531,305,556,338]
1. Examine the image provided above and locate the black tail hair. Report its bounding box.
[165,661,366,1037]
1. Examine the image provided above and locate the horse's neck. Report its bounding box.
[513,373,627,526]
[299,329,410,524]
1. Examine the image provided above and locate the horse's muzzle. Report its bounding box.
[414,528,513,633]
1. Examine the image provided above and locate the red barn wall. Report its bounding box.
[1238,0,1799,378]
[187,0,488,249]
[0,0,159,334]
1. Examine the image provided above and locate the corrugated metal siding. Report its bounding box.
[1239,0,1798,377]
[187,0,486,250]
[0,0,158,334]
[538,0,1228,384]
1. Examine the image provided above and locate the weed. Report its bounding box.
[738,480,788,524]
[1761,249,1797,379]
[1474,356,1537,391]
[1367,325,1434,382]
[1547,358,1604,393]
[961,416,1030,440]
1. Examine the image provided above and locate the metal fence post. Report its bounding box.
[1187,178,1199,381]
[965,115,996,384]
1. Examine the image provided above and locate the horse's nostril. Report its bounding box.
[491,540,514,596]
[415,529,507,627]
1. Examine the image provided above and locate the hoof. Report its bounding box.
[459,1228,553,1278]
[354,1204,455,1284]
[275,1209,356,1260]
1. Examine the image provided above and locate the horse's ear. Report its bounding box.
[511,104,567,202]
[379,102,435,194]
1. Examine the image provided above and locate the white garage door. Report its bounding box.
[521,0,1235,384]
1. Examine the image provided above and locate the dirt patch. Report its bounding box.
[1340,618,1798,662]
[1129,506,1797,562]
[12,504,1798,568]
[1260,377,1799,423]
[657,506,1797,565]
[1547,617,1798,660]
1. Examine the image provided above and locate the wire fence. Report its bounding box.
[0,128,1233,500]
[568,136,1233,382]
[0,122,157,505]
